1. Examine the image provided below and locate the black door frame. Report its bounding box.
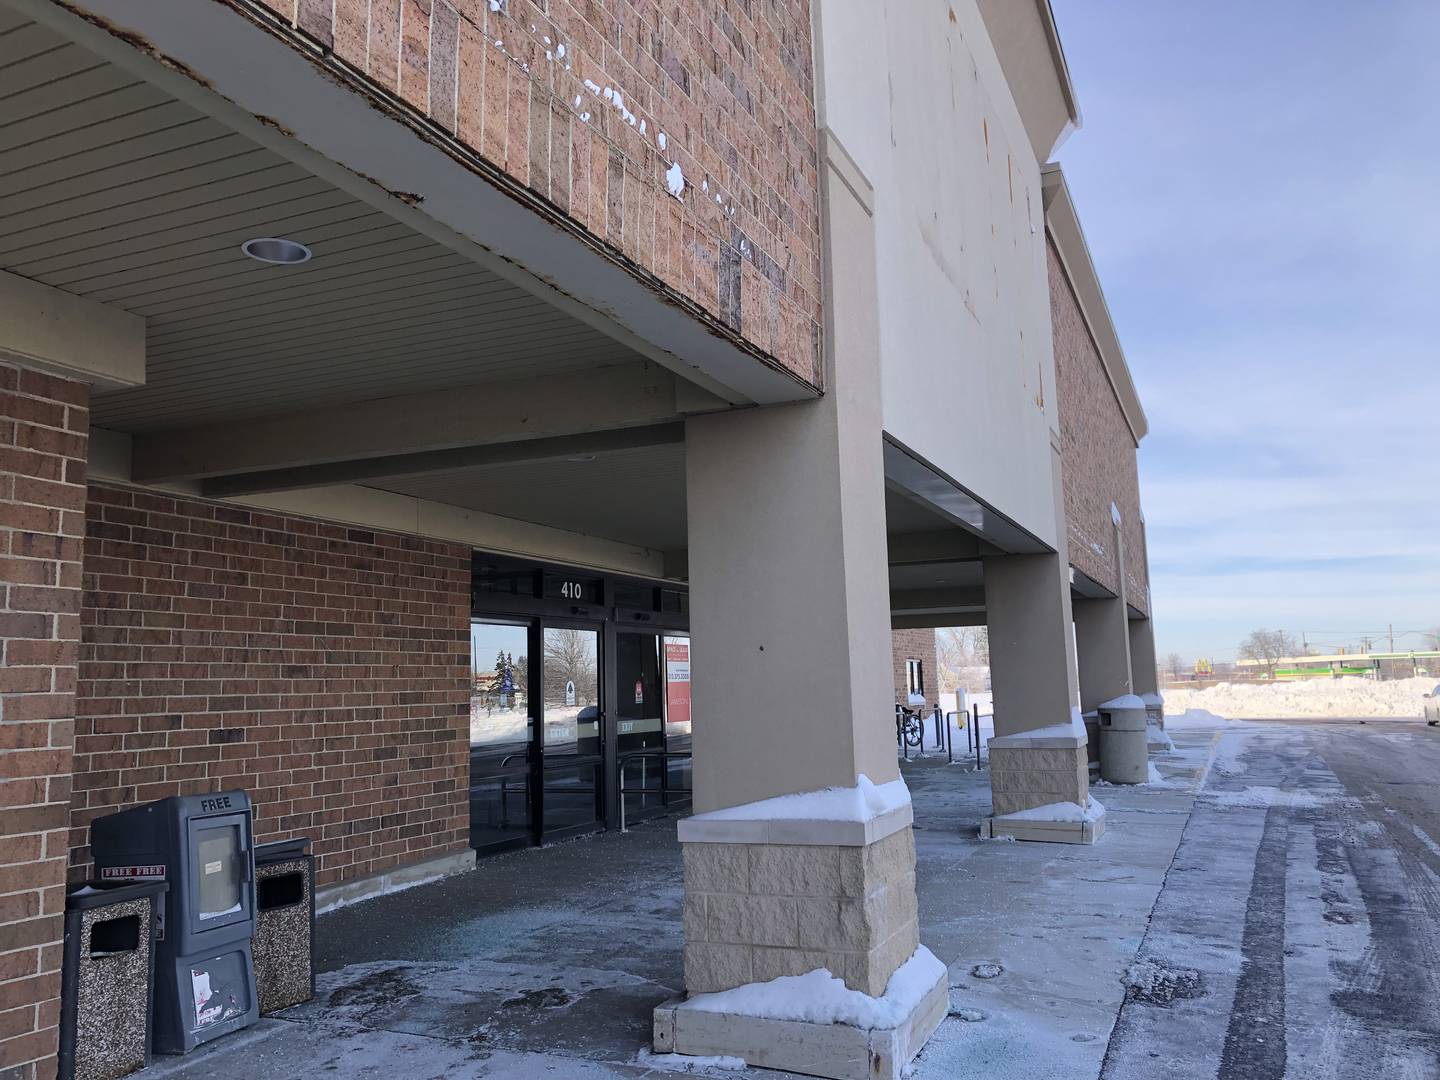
[470,553,689,852]
[536,615,607,843]
[468,614,539,858]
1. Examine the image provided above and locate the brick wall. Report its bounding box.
[1049,240,1149,613]
[72,485,472,889]
[0,365,88,1080]
[234,0,822,386]
[890,628,938,711]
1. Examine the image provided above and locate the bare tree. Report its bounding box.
[1164,652,1184,679]
[934,628,966,691]
[544,628,597,704]
[1238,629,1299,679]
[935,627,989,693]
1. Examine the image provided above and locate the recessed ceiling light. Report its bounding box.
[565,454,597,463]
[241,237,312,265]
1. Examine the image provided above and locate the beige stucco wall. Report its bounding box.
[1049,240,1149,612]
[812,0,1059,547]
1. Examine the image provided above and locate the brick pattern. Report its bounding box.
[72,485,472,889]
[242,0,823,386]
[1049,240,1149,613]
[890,627,938,711]
[0,364,88,1080]
[682,829,919,997]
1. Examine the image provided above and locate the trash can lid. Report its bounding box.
[1098,694,1147,711]
[255,837,311,864]
[65,880,168,912]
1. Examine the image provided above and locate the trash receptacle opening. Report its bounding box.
[88,914,141,957]
[258,872,305,911]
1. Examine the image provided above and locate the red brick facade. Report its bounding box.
[233,0,823,386]
[71,486,472,888]
[891,628,938,712]
[0,365,88,1080]
[1049,240,1149,613]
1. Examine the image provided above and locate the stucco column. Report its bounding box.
[1073,596,1133,712]
[978,446,1098,843]
[1128,617,1159,698]
[676,130,921,999]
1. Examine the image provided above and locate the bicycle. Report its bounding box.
[895,705,924,748]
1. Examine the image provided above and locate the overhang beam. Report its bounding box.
[132,362,691,484]
[0,269,145,389]
[892,612,987,630]
[887,529,992,566]
[202,421,684,497]
[890,586,987,614]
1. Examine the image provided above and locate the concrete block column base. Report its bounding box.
[980,808,1106,845]
[652,965,948,1080]
[987,735,1089,816]
[678,812,921,998]
[983,732,1104,843]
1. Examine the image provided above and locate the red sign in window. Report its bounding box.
[665,640,691,727]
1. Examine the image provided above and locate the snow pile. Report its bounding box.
[691,774,910,824]
[679,946,946,1030]
[1092,765,1183,790]
[1145,762,1186,789]
[1147,723,1174,750]
[1164,676,1434,719]
[996,796,1105,823]
[1201,785,1347,810]
[1167,708,1230,728]
[1121,959,1204,1007]
[637,1049,744,1072]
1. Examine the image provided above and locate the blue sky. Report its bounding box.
[1050,0,1440,663]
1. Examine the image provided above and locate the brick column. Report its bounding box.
[0,364,88,1080]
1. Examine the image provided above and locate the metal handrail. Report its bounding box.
[618,749,693,832]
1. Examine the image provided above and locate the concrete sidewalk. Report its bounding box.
[139,725,1218,1080]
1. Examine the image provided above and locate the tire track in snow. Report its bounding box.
[1216,806,1289,1080]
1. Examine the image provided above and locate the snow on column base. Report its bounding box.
[653,947,949,1080]
[1146,722,1175,753]
[980,797,1107,845]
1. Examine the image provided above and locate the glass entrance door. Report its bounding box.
[540,625,604,837]
[616,632,665,822]
[616,632,692,822]
[469,620,534,852]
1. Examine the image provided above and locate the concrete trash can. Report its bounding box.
[1098,695,1148,785]
[59,880,167,1080]
[253,838,315,1014]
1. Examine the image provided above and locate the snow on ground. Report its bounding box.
[636,1049,744,1073]
[1092,763,1185,791]
[1166,707,1230,729]
[1163,675,1434,719]
[679,946,946,1029]
[1199,785,1358,811]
